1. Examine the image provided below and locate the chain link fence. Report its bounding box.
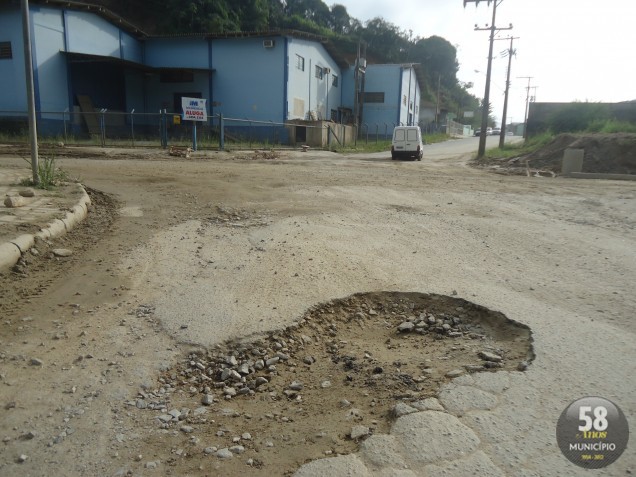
[0,110,365,150]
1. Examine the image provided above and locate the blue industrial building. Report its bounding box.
[0,0,422,143]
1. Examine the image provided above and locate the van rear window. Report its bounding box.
[394,130,405,141]
[407,129,418,140]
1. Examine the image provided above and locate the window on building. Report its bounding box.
[296,54,305,71]
[0,42,12,59]
[315,65,323,79]
[403,95,407,106]
[332,75,338,87]
[360,92,385,103]
[409,101,413,111]
[160,70,194,83]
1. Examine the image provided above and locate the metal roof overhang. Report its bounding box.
[62,51,214,74]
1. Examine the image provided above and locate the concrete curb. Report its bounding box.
[0,183,91,272]
[562,172,636,181]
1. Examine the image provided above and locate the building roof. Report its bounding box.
[25,0,147,36]
[24,0,349,68]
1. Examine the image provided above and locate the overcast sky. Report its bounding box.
[332,0,636,126]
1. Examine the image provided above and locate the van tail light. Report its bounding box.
[417,145,421,153]
[391,146,394,152]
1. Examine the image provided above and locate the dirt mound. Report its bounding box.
[130,292,533,475]
[480,133,636,176]
[524,133,636,174]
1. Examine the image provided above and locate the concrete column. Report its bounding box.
[562,148,584,174]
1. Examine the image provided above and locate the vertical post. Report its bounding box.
[519,77,533,138]
[21,0,39,184]
[100,109,107,147]
[130,109,135,147]
[160,109,168,148]
[435,73,441,129]
[63,108,68,143]
[499,37,515,149]
[192,121,197,151]
[477,0,497,158]
[219,113,224,150]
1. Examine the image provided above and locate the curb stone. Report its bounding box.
[0,183,91,271]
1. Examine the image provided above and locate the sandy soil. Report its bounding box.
[0,142,634,476]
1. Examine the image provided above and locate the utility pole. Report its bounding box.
[463,0,512,158]
[21,0,39,184]
[435,73,441,128]
[518,76,533,138]
[495,36,518,148]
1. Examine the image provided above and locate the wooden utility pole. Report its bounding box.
[463,0,512,158]
[518,76,534,138]
[496,36,519,148]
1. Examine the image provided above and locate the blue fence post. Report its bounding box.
[192,121,197,151]
[219,113,225,150]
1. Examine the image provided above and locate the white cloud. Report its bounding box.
[332,0,636,125]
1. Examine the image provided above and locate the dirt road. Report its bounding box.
[0,140,634,476]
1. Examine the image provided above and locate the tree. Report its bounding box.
[329,4,351,35]
[233,0,271,31]
[284,0,330,27]
[409,36,459,87]
[360,18,410,62]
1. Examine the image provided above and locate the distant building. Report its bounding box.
[363,64,422,128]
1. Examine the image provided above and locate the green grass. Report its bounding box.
[482,132,555,160]
[586,119,636,134]
[19,156,69,190]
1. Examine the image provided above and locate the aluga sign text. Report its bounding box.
[181,98,208,122]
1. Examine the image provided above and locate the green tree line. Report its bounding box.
[94,0,482,125]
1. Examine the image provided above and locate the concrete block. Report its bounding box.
[45,219,67,238]
[0,242,22,271]
[11,234,35,254]
[4,195,28,208]
[562,148,584,174]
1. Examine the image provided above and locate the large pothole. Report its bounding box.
[131,292,533,475]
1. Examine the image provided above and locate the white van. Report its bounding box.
[391,126,424,161]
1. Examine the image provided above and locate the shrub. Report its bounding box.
[19,156,68,190]
[547,102,611,134]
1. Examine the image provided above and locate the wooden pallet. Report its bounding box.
[76,94,100,135]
